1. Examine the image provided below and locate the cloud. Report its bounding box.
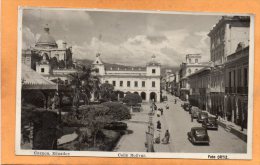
[22,26,36,49]
[71,29,207,67]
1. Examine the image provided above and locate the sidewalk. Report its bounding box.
[175,95,248,143]
[113,103,149,152]
[152,103,173,152]
[217,118,247,142]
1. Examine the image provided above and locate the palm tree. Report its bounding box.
[69,66,101,107]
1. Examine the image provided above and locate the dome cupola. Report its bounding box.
[35,24,58,49]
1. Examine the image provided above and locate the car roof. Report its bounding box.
[191,127,206,130]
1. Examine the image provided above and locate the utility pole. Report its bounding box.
[146,101,155,152]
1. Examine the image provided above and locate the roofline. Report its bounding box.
[208,16,250,37]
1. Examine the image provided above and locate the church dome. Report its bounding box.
[35,25,58,49]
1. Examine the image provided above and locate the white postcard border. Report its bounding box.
[15,6,255,160]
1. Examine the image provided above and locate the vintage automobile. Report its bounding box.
[197,112,209,123]
[162,96,168,102]
[202,117,218,130]
[191,107,201,119]
[181,101,190,111]
[187,127,210,145]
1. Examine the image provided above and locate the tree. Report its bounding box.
[49,57,59,69]
[99,83,114,102]
[122,93,142,106]
[58,60,65,69]
[69,66,100,107]
[63,105,112,148]
[102,102,131,120]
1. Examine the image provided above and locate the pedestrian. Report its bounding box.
[157,109,160,117]
[191,115,193,122]
[157,120,161,131]
[162,130,170,144]
[166,104,169,110]
[161,108,164,116]
[174,99,177,104]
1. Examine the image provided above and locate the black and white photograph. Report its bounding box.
[16,7,254,159]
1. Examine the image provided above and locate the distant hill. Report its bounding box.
[75,59,179,75]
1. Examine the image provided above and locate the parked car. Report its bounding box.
[162,96,168,102]
[202,117,218,130]
[197,112,209,123]
[191,107,201,119]
[181,102,190,110]
[187,127,210,145]
[104,122,127,130]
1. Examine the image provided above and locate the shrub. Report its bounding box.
[104,122,127,130]
[122,93,142,106]
[101,102,131,121]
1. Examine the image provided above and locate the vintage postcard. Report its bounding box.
[16,7,254,159]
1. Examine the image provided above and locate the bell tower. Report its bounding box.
[92,53,105,76]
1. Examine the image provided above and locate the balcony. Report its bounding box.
[225,87,236,94]
[225,87,248,94]
[237,87,248,94]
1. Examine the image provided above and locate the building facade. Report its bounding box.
[179,54,209,101]
[188,67,211,111]
[225,45,249,128]
[92,54,161,102]
[22,25,77,83]
[208,16,250,117]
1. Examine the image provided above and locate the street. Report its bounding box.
[158,91,247,153]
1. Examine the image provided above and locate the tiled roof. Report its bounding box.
[105,64,146,71]
[22,64,57,89]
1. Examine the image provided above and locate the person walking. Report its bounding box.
[157,109,160,117]
[162,130,170,144]
[157,120,161,131]
[161,108,164,116]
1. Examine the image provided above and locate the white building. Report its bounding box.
[92,54,161,102]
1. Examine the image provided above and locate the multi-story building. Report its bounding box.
[164,69,175,93]
[225,44,249,128]
[188,66,211,111]
[22,25,77,83]
[208,16,250,116]
[179,54,209,101]
[92,54,161,102]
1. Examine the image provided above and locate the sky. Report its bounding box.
[22,8,222,67]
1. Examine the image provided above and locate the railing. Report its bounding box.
[237,87,248,94]
[225,87,248,94]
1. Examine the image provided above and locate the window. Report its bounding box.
[105,80,109,83]
[195,59,198,63]
[152,81,156,87]
[229,72,232,87]
[244,68,248,87]
[238,69,242,87]
[41,68,44,73]
[134,81,138,87]
[189,59,191,63]
[112,81,116,87]
[127,81,131,87]
[120,81,123,87]
[142,81,145,87]
[96,68,99,73]
[152,69,156,74]
[188,69,191,74]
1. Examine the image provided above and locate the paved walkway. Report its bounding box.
[113,104,149,152]
[153,103,173,152]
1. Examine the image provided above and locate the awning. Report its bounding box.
[22,64,57,90]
